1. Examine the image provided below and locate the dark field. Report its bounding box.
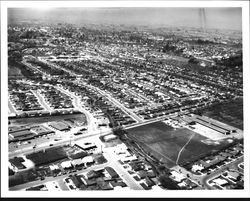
[8,65,24,78]
[26,146,67,166]
[200,98,243,130]
[127,122,231,168]
[9,113,87,127]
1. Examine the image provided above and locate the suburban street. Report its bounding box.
[83,82,143,123]
[173,156,244,189]
[10,145,143,191]
[31,90,53,112]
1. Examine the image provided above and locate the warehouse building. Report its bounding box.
[49,121,71,131]
[184,115,237,135]
[30,125,55,136]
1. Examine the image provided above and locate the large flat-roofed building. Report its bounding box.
[74,142,97,151]
[48,121,71,131]
[184,114,237,135]
[9,129,36,141]
[30,125,55,136]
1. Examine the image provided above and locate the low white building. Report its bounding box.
[103,134,118,142]
[82,156,94,164]
[170,171,186,182]
[72,158,84,166]
[192,164,204,172]
[49,164,59,171]
[120,155,137,163]
[213,178,228,186]
[61,161,72,169]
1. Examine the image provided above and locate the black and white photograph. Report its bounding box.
[1,0,250,198]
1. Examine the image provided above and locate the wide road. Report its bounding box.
[9,109,188,159]
[8,128,112,158]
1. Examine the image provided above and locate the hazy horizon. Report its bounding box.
[8,7,242,31]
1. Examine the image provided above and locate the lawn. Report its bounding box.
[127,122,230,168]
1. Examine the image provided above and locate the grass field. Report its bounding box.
[201,98,243,130]
[127,122,231,168]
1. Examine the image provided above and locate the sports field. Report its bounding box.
[127,122,231,168]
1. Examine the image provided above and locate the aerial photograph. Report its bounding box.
[2,1,249,196]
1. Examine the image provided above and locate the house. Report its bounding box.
[69,175,84,188]
[227,171,241,181]
[81,177,97,186]
[137,170,147,179]
[86,170,98,179]
[146,170,156,178]
[61,161,73,169]
[105,167,119,179]
[144,177,155,187]
[82,156,94,164]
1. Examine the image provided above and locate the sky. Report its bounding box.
[8,7,242,31]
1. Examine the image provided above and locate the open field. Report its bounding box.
[127,122,231,168]
[199,98,243,130]
[8,113,87,127]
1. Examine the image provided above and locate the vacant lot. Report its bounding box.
[200,98,243,130]
[127,122,230,168]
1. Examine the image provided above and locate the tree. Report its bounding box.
[188,56,199,64]
[158,165,166,172]
[159,175,180,189]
